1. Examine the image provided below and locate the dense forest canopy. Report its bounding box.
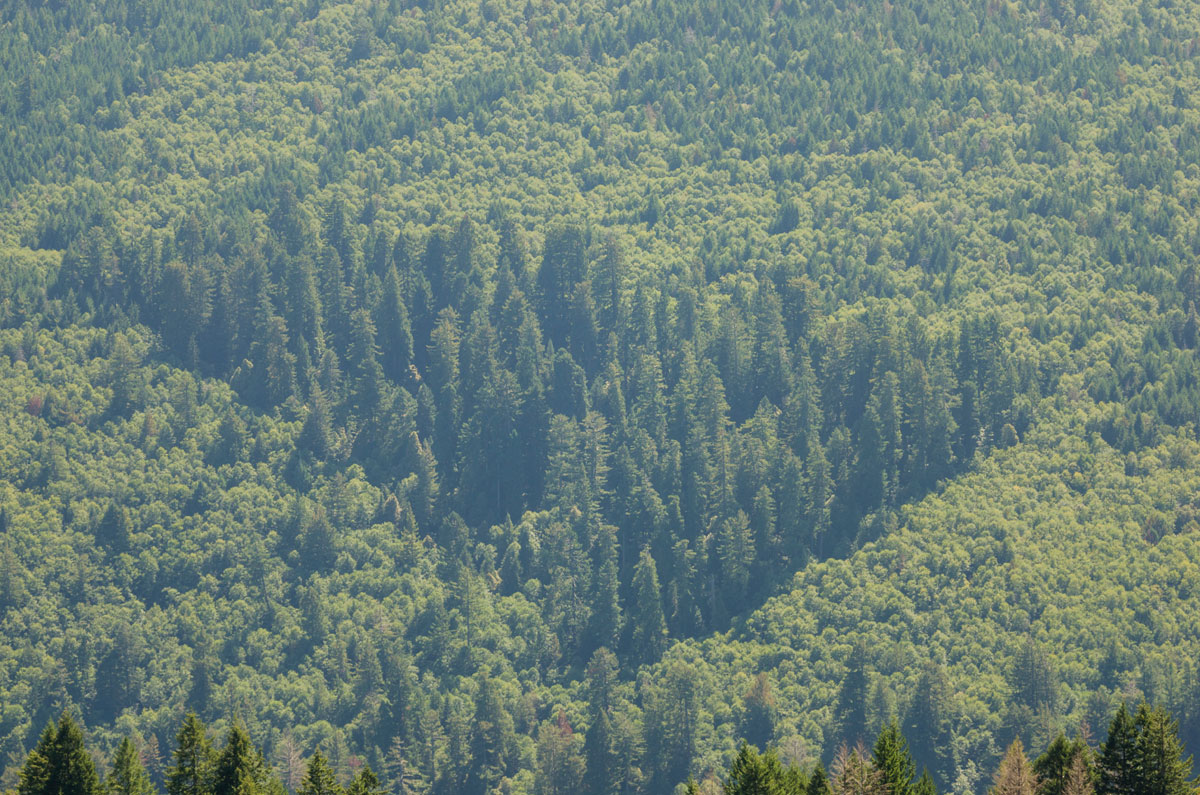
[2,0,1200,792]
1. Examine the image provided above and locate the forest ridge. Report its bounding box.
[2,0,1200,792]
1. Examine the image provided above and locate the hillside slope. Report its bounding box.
[3,0,1200,792]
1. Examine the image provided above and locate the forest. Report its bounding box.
[3,0,1200,791]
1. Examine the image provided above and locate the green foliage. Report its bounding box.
[107,738,154,795]
[3,0,1200,789]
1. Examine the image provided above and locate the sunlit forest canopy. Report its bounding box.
[2,0,1200,791]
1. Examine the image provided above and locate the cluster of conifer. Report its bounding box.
[714,703,1192,795]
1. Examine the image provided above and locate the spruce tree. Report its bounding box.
[96,503,132,553]
[107,738,154,795]
[376,265,414,383]
[807,764,833,795]
[57,714,101,795]
[297,754,340,795]
[627,547,668,665]
[1034,734,1087,795]
[835,643,870,749]
[20,713,101,795]
[582,708,618,795]
[345,767,384,795]
[211,725,262,795]
[873,721,916,795]
[724,742,785,795]
[166,714,213,795]
[1098,704,1139,795]
[1135,705,1193,795]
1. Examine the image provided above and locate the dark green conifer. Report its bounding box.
[166,714,213,795]
[107,737,154,795]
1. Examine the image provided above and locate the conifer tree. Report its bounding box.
[1135,705,1193,795]
[1098,704,1138,795]
[808,765,833,795]
[1034,734,1088,795]
[297,754,340,795]
[166,715,213,795]
[583,707,619,795]
[872,721,915,795]
[627,547,668,665]
[96,503,132,553]
[724,742,785,795]
[376,265,413,383]
[833,743,885,795]
[741,673,778,750]
[107,738,154,795]
[1061,754,1092,795]
[345,767,384,795]
[211,725,263,795]
[20,713,101,795]
[835,644,870,749]
[912,772,937,795]
[990,741,1039,795]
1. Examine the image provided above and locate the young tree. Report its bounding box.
[535,716,584,795]
[1061,755,1092,795]
[835,644,870,750]
[872,722,915,795]
[107,738,154,795]
[724,742,786,795]
[582,707,618,795]
[96,503,132,553]
[297,755,339,795]
[344,767,382,795]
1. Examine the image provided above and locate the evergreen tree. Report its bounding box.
[376,265,414,383]
[724,742,785,795]
[872,722,915,795]
[345,767,383,795]
[1034,734,1087,795]
[297,754,340,795]
[19,713,101,795]
[166,715,213,795]
[534,717,584,795]
[464,672,516,795]
[96,503,132,553]
[627,547,668,665]
[582,708,619,795]
[107,738,154,795]
[905,662,954,787]
[1098,704,1139,795]
[211,725,262,795]
[346,308,385,418]
[741,673,778,750]
[808,765,833,795]
[1135,705,1193,795]
[835,644,870,749]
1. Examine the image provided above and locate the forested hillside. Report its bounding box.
[3,0,1200,791]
